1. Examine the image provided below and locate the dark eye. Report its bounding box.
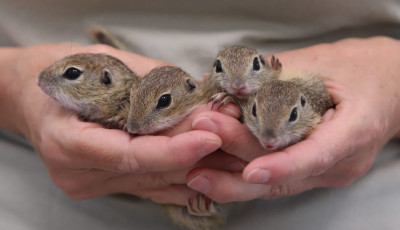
[252,103,257,117]
[289,107,298,122]
[215,60,223,73]
[101,72,112,85]
[253,57,260,71]
[156,94,172,109]
[63,67,82,80]
[301,96,306,107]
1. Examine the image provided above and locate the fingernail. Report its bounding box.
[187,174,210,194]
[246,169,271,184]
[192,116,218,133]
[220,105,241,118]
[199,138,222,157]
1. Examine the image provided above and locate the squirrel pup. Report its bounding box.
[126,65,212,135]
[243,72,333,150]
[37,53,140,129]
[208,45,282,107]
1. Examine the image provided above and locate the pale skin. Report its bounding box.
[1,36,400,206]
[186,36,400,203]
[0,43,243,205]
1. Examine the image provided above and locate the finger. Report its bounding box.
[123,131,222,173]
[161,103,241,137]
[51,115,222,174]
[186,168,271,203]
[135,185,197,205]
[186,168,321,202]
[62,169,192,201]
[70,183,195,206]
[191,111,269,161]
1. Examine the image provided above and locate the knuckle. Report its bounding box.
[121,151,143,173]
[369,35,396,44]
[149,173,171,188]
[346,159,374,179]
[310,151,334,177]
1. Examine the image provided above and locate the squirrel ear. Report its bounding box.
[101,69,114,85]
[300,94,307,107]
[185,78,196,93]
[259,55,266,65]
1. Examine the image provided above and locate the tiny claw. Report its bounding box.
[217,95,235,110]
[187,193,216,217]
[217,101,225,110]
[210,92,231,110]
[270,55,282,71]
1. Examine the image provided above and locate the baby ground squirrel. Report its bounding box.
[37,53,140,129]
[208,45,282,108]
[126,65,211,135]
[242,74,333,150]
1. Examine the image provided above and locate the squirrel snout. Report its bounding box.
[263,128,276,139]
[126,119,140,135]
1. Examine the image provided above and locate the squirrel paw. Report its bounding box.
[187,193,218,217]
[270,55,282,71]
[105,116,127,130]
[209,92,235,110]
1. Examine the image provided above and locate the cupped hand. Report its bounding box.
[187,36,400,203]
[2,43,244,205]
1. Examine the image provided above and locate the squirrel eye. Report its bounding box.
[215,60,223,73]
[301,96,306,107]
[288,107,298,122]
[253,57,260,71]
[156,94,172,109]
[252,103,257,117]
[63,67,82,80]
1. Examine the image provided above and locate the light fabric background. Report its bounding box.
[1,0,400,229]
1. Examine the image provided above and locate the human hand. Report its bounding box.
[0,43,244,205]
[186,36,400,203]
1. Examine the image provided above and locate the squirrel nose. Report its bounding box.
[263,128,276,138]
[127,120,140,134]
